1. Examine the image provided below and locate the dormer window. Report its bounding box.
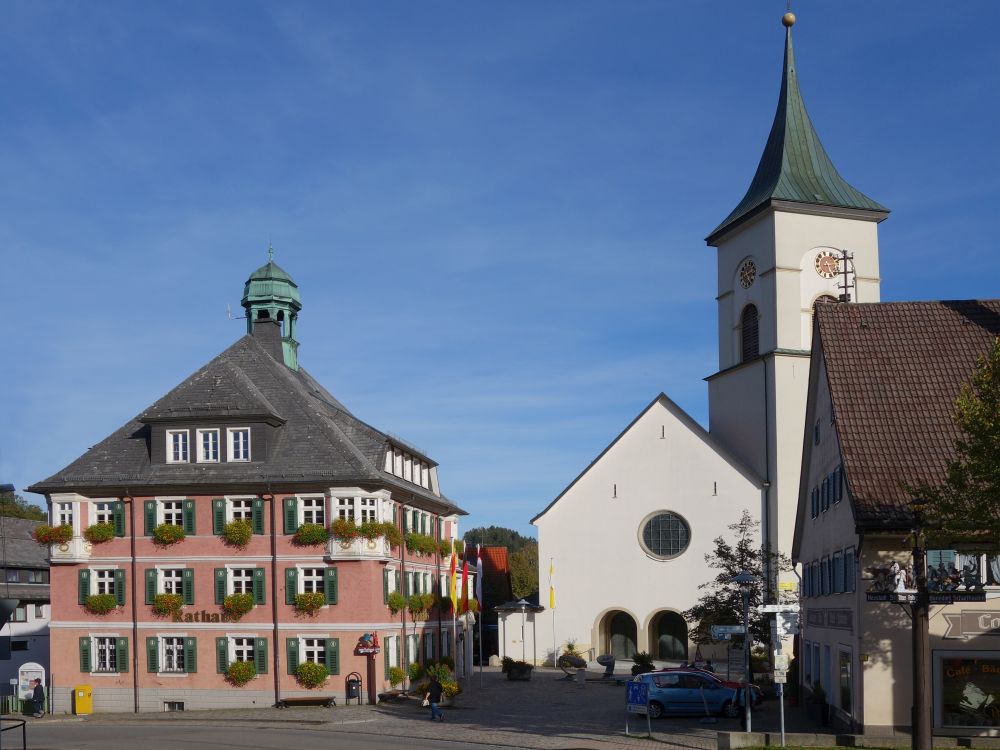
[384,446,432,490]
[228,428,250,462]
[167,430,189,463]
[197,429,220,463]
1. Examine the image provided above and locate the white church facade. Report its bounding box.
[520,13,891,668]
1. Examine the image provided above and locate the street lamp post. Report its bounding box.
[733,571,756,733]
[910,500,931,750]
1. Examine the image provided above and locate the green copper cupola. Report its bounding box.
[241,247,302,370]
[706,13,888,244]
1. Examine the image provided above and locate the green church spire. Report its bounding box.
[241,246,302,370]
[707,14,888,244]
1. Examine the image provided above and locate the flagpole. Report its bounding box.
[549,558,557,667]
[477,542,484,689]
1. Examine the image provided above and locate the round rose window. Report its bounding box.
[640,512,691,559]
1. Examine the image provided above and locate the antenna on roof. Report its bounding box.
[837,249,856,303]
[227,304,247,321]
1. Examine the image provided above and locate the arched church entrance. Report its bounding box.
[650,610,688,661]
[603,610,638,660]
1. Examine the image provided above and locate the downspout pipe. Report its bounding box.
[267,488,279,708]
[762,356,773,602]
[124,492,139,714]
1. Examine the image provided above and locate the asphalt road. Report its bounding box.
[19,724,498,750]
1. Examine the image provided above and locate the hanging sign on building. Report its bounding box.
[943,611,1000,640]
[867,591,986,604]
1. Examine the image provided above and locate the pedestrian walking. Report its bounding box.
[424,675,444,722]
[31,679,44,718]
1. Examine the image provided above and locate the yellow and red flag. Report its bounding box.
[449,540,458,613]
[460,553,470,614]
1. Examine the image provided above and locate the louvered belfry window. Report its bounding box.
[741,304,760,362]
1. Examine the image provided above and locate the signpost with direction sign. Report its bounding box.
[625,679,651,738]
[711,624,746,641]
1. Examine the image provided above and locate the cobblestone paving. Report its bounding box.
[62,668,810,750]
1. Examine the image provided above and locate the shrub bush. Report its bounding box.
[329,517,358,541]
[294,592,325,615]
[408,661,425,682]
[152,593,183,616]
[295,661,329,689]
[387,591,406,614]
[33,524,73,545]
[292,523,329,547]
[226,661,256,686]
[408,594,429,619]
[84,522,116,544]
[438,656,455,671]
[223,593,255,620]
[631,651,655,676]
[388,666,406,688]
[152,523,185,546]
[222,520,252,548]
[84,594,118,615]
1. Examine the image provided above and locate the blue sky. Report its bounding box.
[2,2,998,536]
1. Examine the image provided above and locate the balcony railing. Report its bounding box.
[49,536,91,563]
[326,536,394,561]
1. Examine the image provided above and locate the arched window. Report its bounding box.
[740,305,759,362]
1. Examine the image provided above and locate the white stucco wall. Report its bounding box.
[530,394,762,667]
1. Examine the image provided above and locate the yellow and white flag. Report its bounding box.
[548,558,555,609]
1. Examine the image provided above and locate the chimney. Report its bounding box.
[252,319,284,363]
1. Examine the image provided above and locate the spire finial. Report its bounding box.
[782,7,796,27]
[268,242,274,263]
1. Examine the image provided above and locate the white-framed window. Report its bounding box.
[161,636,186,673]
[301,568,324,594]
[56,502,74,527]
[197,429,220,463]
[229,499,254,522]
[96,636,118,673]
[386,635,399,668]
[403,455,412,483]
[160,500,183,527]
[95,569,116,595]
[167,430,189,463]
[424,632,434,660]
[302,637,325,665]
[301,497,325,525]
[440,633,449,658]
[161,568,184,595]
[228,428,250,462]
[231,568,254,594]
[89,636,123,674]
[232,636,255,663]
[93,501,115,525]
[358,498,376,523]
[336,497,353,521]
[407,634,418,664]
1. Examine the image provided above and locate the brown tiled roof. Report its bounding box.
[817,300,1000,529]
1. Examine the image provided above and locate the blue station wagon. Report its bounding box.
[633,670,740,719]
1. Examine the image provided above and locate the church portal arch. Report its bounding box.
[648,610,688,661]
[599,609,638,661]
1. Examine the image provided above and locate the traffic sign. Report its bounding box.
[711,624,746,640]
[777,581,797,591]
[774,654,789,671]
[773,670,787,684]
[758,604,800,613]
[627,680,649,714]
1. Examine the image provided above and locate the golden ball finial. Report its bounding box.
[782,12,796,27]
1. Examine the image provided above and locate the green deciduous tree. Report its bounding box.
[463,526,534,553]
[909,337,1000,546]
[682,510,791,646]
[0,492,46,521]
[509,542,538,600]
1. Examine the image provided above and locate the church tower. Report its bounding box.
[706,13,888,581]
[241,248,303,370]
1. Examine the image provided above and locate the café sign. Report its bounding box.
[944,611,1000,640]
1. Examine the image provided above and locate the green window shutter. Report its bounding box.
[254,638,268,675]
[384,643,390,680]
[253,569,266,605]
[113,501,126,537]
[145,569,157,605]
[79,637,91,673]
[114,569,126,606]
[182,569,195,605]
[147,637,159,673]
[252,499,264,535]
[286,638,299,675]
[324,568,338,605]
[144,500,156,536]
[212,499,226,535]
[392,504,397,525]
[183,500,196,535]
[404,572,411,596]
[78,569,90,605]
[422,514,428,535]
[382,569,389,604]
[116,637,129,673]
[184,637,197,674]
[285,568,298,605]
[216,637,229,673]
[326,638,340,675]
[214,569,227,604]
[394,571,400,592]
[283,497,298,534]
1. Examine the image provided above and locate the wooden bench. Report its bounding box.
[275,696,337,709]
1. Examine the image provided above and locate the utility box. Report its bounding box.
[73,685,93,715]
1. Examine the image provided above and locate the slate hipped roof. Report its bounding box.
[28,332,464,514]
[0,517,50,602]
[706,24,888,245]
[815,300,1000,530]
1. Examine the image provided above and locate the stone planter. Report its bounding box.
[506,666,533,681]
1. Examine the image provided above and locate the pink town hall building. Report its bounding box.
[28,257,467,712]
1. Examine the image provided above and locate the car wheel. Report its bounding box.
[721,700,740,719]
[648,701,664,719]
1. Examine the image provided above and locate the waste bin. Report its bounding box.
[73,685,93,715]
[346,679,360,699]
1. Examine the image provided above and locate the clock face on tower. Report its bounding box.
[814,251,839,279]
[739,260,757,289]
